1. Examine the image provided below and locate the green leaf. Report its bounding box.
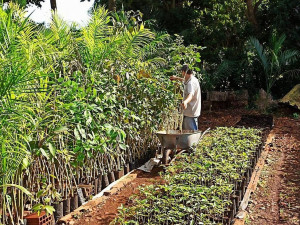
[22,157,30,169]
[44,205,55,215]
[53,126,68,134]
[77,125,86,139]
[74,128,81,140]
[48,143,56,157]
[119,130,126,141]
[119,144,127,150]
[131,115,141,121]
[0,184,33,198]
[36,190,44,198]
[40,148,50,160]
[86,116,92,126]
[32,203,43,214]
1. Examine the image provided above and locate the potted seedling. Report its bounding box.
[114,155,125,179]
[107,155,116,183]
[25,184,57,224]
[46,188,63,221]
[70,188,78,212]
[102,171,110,189]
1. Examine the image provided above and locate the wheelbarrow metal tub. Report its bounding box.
[156,130,202,150]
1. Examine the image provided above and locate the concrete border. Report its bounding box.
[57,170,137,224]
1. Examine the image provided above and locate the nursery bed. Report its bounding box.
[65,109,299,225]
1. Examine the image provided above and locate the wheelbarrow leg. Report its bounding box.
[156,145,163,157]
[162,149,172,164]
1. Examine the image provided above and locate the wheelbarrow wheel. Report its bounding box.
[162,149,172,164]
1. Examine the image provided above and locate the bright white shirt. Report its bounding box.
[183,75,201,117]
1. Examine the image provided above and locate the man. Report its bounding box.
[170,64,201,130]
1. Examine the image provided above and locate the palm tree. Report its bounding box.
[249,34,300,95]
[0,4,39,224]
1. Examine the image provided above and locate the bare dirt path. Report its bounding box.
[246,117,300,225]
[198,108,258,130]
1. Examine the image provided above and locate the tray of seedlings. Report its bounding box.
[235,114,273,180]
[112,126,271,225]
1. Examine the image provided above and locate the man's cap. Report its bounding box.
[181,64,189,72]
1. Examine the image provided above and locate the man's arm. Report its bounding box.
[182,93,193,109]
[170,76,184,82]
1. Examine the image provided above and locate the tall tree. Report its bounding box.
[108,0,115,11]
[50,0,56,10]
[245,0,262,30]
[2,0,45,7]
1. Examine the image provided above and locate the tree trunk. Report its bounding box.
[171,0,176,9]
[50,0,57,11]
[245,0,262,30]
[108,0,116,12]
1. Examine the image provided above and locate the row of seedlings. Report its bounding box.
[112,127,266,225]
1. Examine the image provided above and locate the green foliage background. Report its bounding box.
[108,0,300,96]
[4,0,300,95]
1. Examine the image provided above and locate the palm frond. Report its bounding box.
[123,28,155,56]
[81,6,111,58]
[0,2,32,50]
[84,6,111,40]
[271,33,286,55]
[49,12,73,49]
[279,49,300,66]
[141,32,170,59]
[145,57,167,69]
[281,69,300,78]
[249,36,270,72]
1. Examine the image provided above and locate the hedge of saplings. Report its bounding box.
[0,3,202,224]
[112,127,262,225]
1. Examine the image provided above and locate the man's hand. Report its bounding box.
[181,93,193,110]
[181,101,187,110]
[170,76,177,81]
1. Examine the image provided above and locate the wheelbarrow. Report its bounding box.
[156,129,208,164]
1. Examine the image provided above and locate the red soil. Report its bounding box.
[73,167,163,225]
[246,117,300,225]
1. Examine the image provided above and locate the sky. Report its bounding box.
[25,0,95,27]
